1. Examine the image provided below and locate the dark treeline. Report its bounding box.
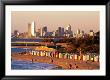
[42,32,99,54]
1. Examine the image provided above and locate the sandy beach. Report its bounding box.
[12,53,99,70]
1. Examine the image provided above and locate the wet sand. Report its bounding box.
[12,53,99,70]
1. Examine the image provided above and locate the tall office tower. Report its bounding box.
[31,21,35,36]
[40,27,43,37]
[28,23,32,38]
[65,24,72,37]
[61,28,64,36]
[68,25,71,32]
[55,30,59,37]
[66,24,71,33]
[28,21,35,38]
[58,27,62,36]
[66,25,68,31]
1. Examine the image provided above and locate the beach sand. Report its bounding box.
[12,53,99,70]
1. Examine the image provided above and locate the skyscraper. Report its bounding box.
[31,21,35,36]
[40,27,44,37]
[28,21,35,38]
[58,27,62,36]
[65,24,72,37]
[61,28,64,36]
[28,23,31,38]
[66,24,71,32]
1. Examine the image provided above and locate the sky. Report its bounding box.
[11,11,99,33]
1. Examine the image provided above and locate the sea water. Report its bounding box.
[11,47,32,53]
[11,60,63,70]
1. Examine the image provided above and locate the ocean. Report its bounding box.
[11,60,63,70]
[11,47,32,53]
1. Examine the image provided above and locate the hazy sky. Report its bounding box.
[11,11,99,33]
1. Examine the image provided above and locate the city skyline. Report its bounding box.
[11,11,99,33]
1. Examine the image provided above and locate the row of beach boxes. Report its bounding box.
[29,50,99,62]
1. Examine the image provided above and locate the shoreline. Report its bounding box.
[12,59,63,70]
[12,53,99,70]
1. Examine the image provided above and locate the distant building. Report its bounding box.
[36,28,41,37]
[19,32,28,38]
[37,29,41,33]
[77,29,80,34]
[52,31,56,37]
[42,26,48,37]
[65,30,68,37]
[66,24,71,32]
[81,30,84,35]
[40,27,43,37]
[89,30,94,37]
[65,24,73,37]
[61,28,64,36]
[55,30,59,37]
[36,32,40,37]
[31,21,35,36]
[45,32,53,37]
[73,33,76,38]
[28,23,31,38]
[14,30,19,38]
[42,26,47,32]
[55,27,65,37]
[28,21,36,38]
[37,28,41,37]
[76,29,81,38]
[58,27,62,36]
[81,30,85,38]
